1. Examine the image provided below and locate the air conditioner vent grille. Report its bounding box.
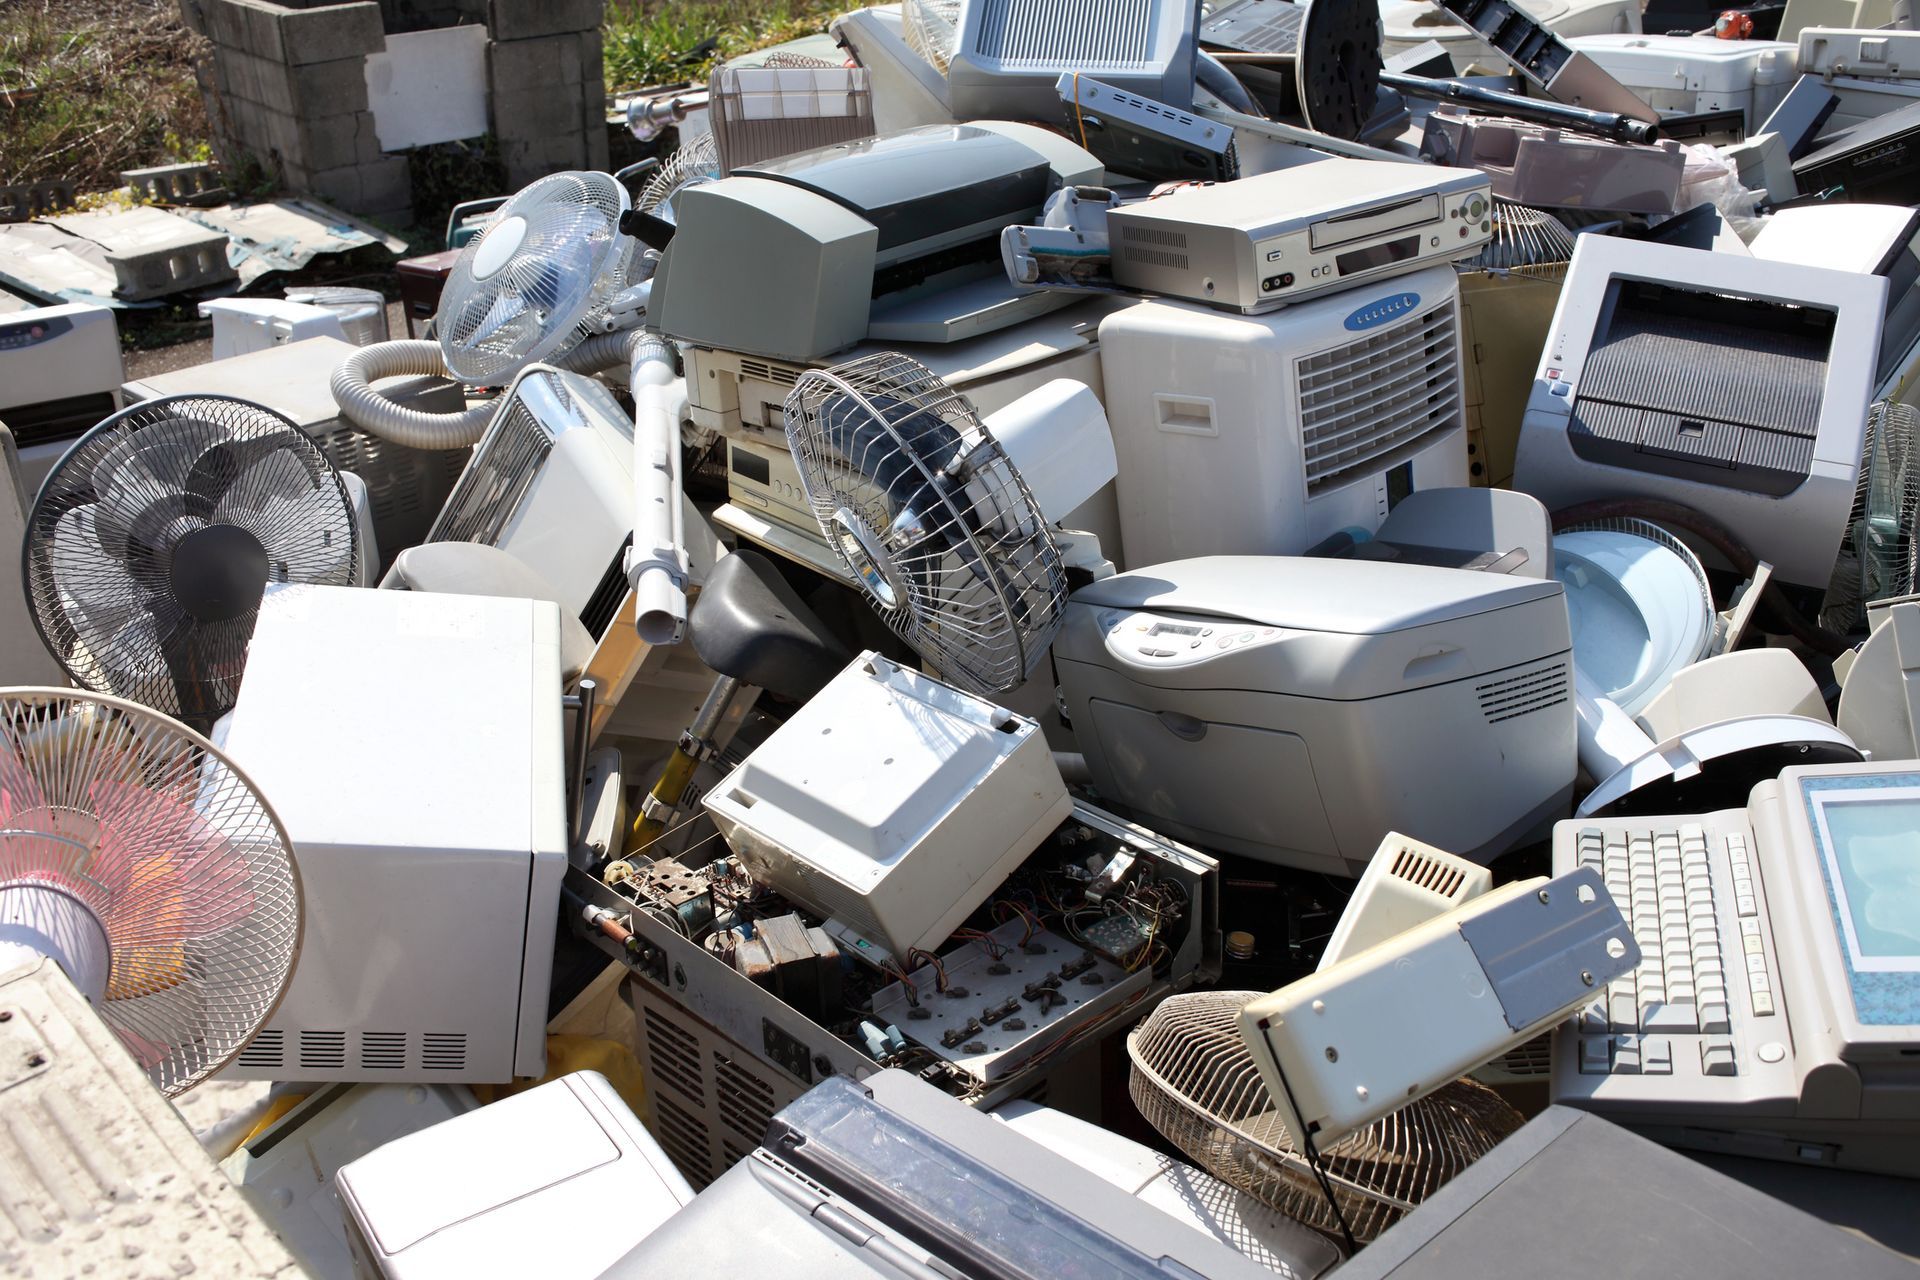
[1297,300,1461,495]
[973,0,1155,66]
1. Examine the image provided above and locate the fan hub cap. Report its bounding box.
[170,524,270,622]
[471,215,529,280]
[830,507,908,610]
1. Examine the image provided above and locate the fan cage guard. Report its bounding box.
[783,352,1068,696]
[1127,990,1524,1245]
[903,0,962,71]
[436,170,634,386]
[1559,514,1718,658]
[1825,401,1920,634]
[0,688,302,1096]
[23,393,358,726]
[1461,200,1577,278]
[638,134,721,217]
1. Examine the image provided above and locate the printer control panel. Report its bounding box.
[1098,609,1281,666]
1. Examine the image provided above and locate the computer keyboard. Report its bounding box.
[1554,819,1796,1106]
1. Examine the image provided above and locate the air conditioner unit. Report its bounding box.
[946,0,1200,122]
[1096,264,1470,567]
[412,366,636,641]
[217,585,567,1084]
[0,302,124,493]
[0,422,64,684]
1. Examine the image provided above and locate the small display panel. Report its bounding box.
[730,444,771,486]
[1150,622,1202,637]
[1335,234,1420,278]
[1810,789,1920,971]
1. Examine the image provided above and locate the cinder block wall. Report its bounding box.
[180,0,608,226]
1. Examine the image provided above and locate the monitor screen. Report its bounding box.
[1806,778,1920,979]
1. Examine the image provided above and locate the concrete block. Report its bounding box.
[278,2,385,66]
[121,162,230,206]
[295,110,376,170]
[357,155,413,211]
[303,164,362,208]
[500,132,588,186]
[46,207,238,301]
[291,56,371,115]
[205,0,250,49]
[489,86,584,140]
[578,30,603,87]
[487,0,603,41]
[240,1,288,60]
[177,0,210,37]
[488,31,583,93]
[586,106,610,171]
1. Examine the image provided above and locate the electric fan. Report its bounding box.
[22,394,358,727]
[1128,991,1523,1245]
[903,0,961,71]
[1298,0,1386,142]
[0,687,302,1095]
[1462,200,1578,275]
[783,352,1070,696]
[1824,401,1920,634]
[436,170,637,385]
[637,132,721,219]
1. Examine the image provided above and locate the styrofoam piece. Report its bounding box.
[710,66,876,174]
[1635,648,1829,742]
[47,205,236,301]
[336,1072,694,1280]
[1423,111,1685,212]
[703,651,1073,958]
[199,297,348,359]
[1554,527,1716,717]
[1568,34,1800,130]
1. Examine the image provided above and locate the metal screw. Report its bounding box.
[0,1010,11,1022]
[25,1053,45,1068]
[1537,889,1551,904]
[1581,970,1595,986]
[1324,1046,1339,1062]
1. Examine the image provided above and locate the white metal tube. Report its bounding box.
[628,337,689,645]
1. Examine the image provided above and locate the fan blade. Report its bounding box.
[212,447,312,523]
[52,507,153,640]
[249,488,354,582]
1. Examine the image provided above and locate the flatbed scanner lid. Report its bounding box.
[1070,556,1564,634]
[738,124,1051,253]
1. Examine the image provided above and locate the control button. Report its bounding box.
[1139,647,1174,658]
[1579,1037,1610,1074]
[1737,896,1757,916]
[1642,1037,1673,1075]
[1751,989,1775,1016]
[1700,1003,1730,1034]
[1188,639,1202,649]
[1644,1003,1697,1034]
[1612,1034,1641,1074]
[1578,1002,1606,1034]
[1757,1041,1787,1064]
[1200,627,1213,636]
[1700,1039,1738,1077]
[1550,381,1571,397]
[1215,636,1234,649]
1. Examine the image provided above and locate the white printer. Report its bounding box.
[1055,557,1576,876]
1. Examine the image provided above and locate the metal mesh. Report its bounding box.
[0,689,301,1097]
[903,0,962,70]
[1826,401,1920,633]
[783,352,1068,696]
[436,170,632,385]
[638,134,721,217]
[1128,990,1524,1244]
[23,395,357,727]
[761,51,841,69]
[1461,201,1577,277]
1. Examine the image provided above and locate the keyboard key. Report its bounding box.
[1643,1037,1673,1075]
[1610,992,1639,1031]
[1613,1034,1642,1074]
[1644,1002,1697,1033]
[1743,933,1766,956]
[1701,1002,1730,1034]
[1737,895,1757,917]
[1747,953,1769,974]
[1700,1039,1738,1077]
[1579,1002,1608,1033]
[1752,989,1775,1016]
[1580,1037,1612,1074]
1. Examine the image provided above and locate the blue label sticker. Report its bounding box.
[1344,292,1420,331]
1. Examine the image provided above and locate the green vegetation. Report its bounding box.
[0,0,210,192]
[602,0,847,91]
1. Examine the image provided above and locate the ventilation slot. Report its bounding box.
[973,0,1155,64]
[425,398,555,546]
[421,1032,468,1072]
[653,1094,715,1188]
[1122,225,1189,249]
[644,1007,707,1106]
[1476,660,1571,724]
[360,1032,407,1071]
[1297,300,1461,495]
[1121,245,1190,270]
[714,1050,778,1150]
[738,358,803,387]
[236,1029,284,1070]
[579,536,633,638]
[1496,1033,1553,1077]
[1389,846,1465,899]
[298,1031,346,1070]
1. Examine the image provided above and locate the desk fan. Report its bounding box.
[0,687,301,1095]
[437,170,637,384]
[23,394,357,729]
[782,353,1089,695]
[1825,401,1920,634]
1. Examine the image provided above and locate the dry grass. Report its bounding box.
[0,0,209,190]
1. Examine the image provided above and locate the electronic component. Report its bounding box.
[731,913,844,1022]
[1105,161,1493,313]
[1794,97,1920,206]
[1241,867,1637,1151]
[1056,556,1577,875]
[945,0,1201,124]
[708,65,875,174]
[1421,112,1685,213]
[1568,33,1797,130]
[1749,203,1920,393]
[1323,833,1494,966]
[1080,912,1155,966]
[704,653,1073,959]
[1054,74,1236,182]
[0,302,123,493]
[1550,760,1920,1177]
[1434,0,1660,121]
[1514,234,1884,590]
[1097,265,1470,567]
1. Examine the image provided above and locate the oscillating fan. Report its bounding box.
[0,687,302,1095]
[783,352,1071,696]
[436,170,637,385]
[1128,991,1523,1246]
[23,394,358,727]
[1825,401,1920,634]
[637,133,721,219]
[1462,200,1578,275]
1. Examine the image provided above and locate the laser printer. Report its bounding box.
[1513,234,1884,590]
[648,120,1102,363]
[1054,556,1577,877]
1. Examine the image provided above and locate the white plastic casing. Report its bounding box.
[703,652,1072,957]
[336,1071,694,1279]
[1568,35,1799,129]
[1319,833,1494,968]
[219,584,567,1082]
[0,302,125,491]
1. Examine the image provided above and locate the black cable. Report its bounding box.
[1262,1033,1360,1254]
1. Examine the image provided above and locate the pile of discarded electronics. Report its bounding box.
[5,0,1920,1276]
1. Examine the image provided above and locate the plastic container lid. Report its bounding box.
[1554,523,1715,717]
